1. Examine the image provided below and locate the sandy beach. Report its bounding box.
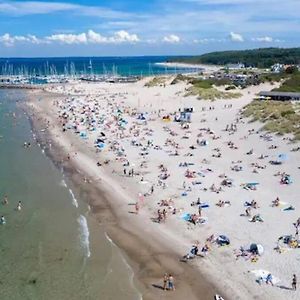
[26,76,300,300]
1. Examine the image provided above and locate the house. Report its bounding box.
[271,63,284,73]
[259,91,300,101]
[226,63,245,70]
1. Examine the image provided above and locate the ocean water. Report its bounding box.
[0,56,197,77]
[0,89,141,300]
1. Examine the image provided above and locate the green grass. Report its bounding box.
[273,73,300,92]
[243,100,300,140]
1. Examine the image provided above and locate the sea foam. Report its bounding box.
[104,232,143,300]
[69,188,79,208]
[60,179,67,188]
[78,215,91,258]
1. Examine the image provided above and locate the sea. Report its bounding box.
[0,89,142,299]
[0,56,197,77]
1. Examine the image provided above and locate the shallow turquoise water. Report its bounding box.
[0,90,141,300]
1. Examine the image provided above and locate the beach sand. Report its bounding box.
[26,76,300,300]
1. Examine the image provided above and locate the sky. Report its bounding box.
[0,0,299,57]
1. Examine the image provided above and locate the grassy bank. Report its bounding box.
[243,100,300,140]
[144,76,167,87]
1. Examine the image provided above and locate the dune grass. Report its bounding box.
[185,85,241,101]
[144,76,167,87]
[243,100,300,140]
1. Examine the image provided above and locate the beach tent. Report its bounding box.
[179,111,192,123]
[250,243,264,255]
[216,235,230,246]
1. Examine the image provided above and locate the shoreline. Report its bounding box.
[22,75,300,300]
[25,89,220,300]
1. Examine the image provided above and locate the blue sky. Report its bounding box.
[0,0,299,57]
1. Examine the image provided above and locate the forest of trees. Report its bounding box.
[168,48,300,68]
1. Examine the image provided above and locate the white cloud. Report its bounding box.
[46,32,88,44]
[162,34,180,43]
[111,30,139,43]
[193,38,225,44]
[0,33,43,46]
[251,36,285,43]
[251,36,273,42]
[0,1,131,18]
[229,31,244,42]
[0,30,140,46]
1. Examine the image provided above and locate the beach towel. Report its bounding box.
[181,213,191,221]
[199,203,209,208]
[282,206,295,211]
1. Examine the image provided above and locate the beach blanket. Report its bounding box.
[181,213,191,221]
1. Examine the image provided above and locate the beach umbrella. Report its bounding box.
[250,243,264,255]
[257,244,264,255]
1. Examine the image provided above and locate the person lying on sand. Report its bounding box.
[272,197,280,207]
[216,200,231,207]
[250,214,264,223]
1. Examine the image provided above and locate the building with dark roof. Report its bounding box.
[259,91,300,101]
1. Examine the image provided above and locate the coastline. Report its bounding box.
[23,76,300,300]
[156,62,221,73]
[25,89,220,300]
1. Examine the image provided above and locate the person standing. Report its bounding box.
[168,274,175,291]
[198,205,202,217]
[163,273,168,291]
[292,274,297,291]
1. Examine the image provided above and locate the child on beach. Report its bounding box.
[163,273,168,290]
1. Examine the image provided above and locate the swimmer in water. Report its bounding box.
[2,195,8,205]
[16,201,22,211]
[0,216,6,224]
